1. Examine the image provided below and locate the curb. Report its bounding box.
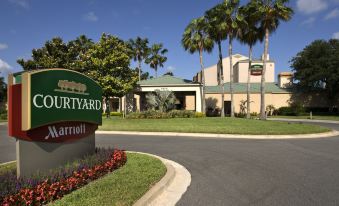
[97,130,339,139]
[267,118,339,124]
[130,152,191,206]
[0,122,8,125]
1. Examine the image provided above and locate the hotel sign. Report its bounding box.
[250,64,263,76]
[8,69,102,142]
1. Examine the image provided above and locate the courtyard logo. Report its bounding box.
[55,80,89,95]
[45,124,86,140]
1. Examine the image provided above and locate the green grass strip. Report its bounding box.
[99,117,330,135]
[0,162,16,175]
[50,153,166,206]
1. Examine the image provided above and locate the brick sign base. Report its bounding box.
[16,133,95,177]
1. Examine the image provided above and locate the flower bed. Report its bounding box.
[0,149,127,206]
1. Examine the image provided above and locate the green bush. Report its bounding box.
[126,110,204,119]
[195,112,205,118]
[102,112,123,117]
[277,104,306,116]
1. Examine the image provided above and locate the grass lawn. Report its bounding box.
[270,115,339,121]
[0,119,7,123]
[99,117,330,135]
[50,153,166,206]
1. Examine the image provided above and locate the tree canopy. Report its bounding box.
[291,39,339,106]
[81,33,138,98]
[17,35,94,72]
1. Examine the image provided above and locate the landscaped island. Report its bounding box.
[0,151,166,206]
[100,117,330,135]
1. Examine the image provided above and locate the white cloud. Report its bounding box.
[83,12,98,22]
[297,0,328,14]
[324,8,339,19]
[333,32,339,39]
[301,17,316,25]
[167,66,176,72]
[0,44,8,50]
[8,0,29,9]
[0,59,11,72]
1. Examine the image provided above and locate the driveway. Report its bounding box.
[1,121,339,206]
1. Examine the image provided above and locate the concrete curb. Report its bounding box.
[131,152,191,206]
[267,118,339,124]
[97,130,339,139]
[0,122,8,125]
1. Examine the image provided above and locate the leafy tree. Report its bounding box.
[145,43,168,78]
[182,16,214,113]
[205,4,228,117]
[17,35,94,71]
[81,33,138,115]
[291,39,339,108]
[238,2,265,118]
[254,0,293,119]
[127,37,150,81]
[146,89,176,112]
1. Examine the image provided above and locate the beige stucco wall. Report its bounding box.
[185,95,196,110]
[234,62,275,83]
[205,93,292,113]
[202,54,248,86]
[278,76,293,88]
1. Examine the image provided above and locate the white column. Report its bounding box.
[195,87,202,112]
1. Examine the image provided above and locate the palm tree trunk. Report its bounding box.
[155,65,158,78]
[138,59,142,81]
[199,48,206,113]
[229,35,234,117]
[260,28,269,120]
[218,41,225,118]
[246,45,253,119]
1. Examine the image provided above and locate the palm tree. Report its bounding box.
[128,37,149,81]
[238,3,265,119]
[222,0,242,117]
[182,17,214,113]
[205,4,228,117]
[255,0,293,120]
[145,43,168,78]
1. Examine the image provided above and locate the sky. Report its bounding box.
[0,0,338,82]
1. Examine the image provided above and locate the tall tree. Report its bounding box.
[17,35,94,71]
[0,74,6,113]
[82,33,138,115]
[145,43,168,78]
[127,37,149,81]
[238,2,264,118]
[205,4,228,117]
[182,17,214,113]
[291,39,339,109]
[255,0,293,120]
[222,0,243,117]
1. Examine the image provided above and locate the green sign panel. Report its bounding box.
[22,69,102,131]
[250,64,263,76]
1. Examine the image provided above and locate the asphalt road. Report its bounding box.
[1,121,339,206]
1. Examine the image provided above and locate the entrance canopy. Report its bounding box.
[135,75,202,112]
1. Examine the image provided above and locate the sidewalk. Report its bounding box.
[267,118,339,124]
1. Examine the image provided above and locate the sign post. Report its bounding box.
[8,69,102,177]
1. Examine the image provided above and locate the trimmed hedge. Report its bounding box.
[102,112,123,117]
[126,110,205,119]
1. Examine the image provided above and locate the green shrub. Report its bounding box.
[277,104,306,116]
[126,110,204,119]
[195,112,205,118]
[102,112,123,117]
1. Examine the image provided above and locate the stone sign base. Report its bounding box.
[16,134,95,177]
